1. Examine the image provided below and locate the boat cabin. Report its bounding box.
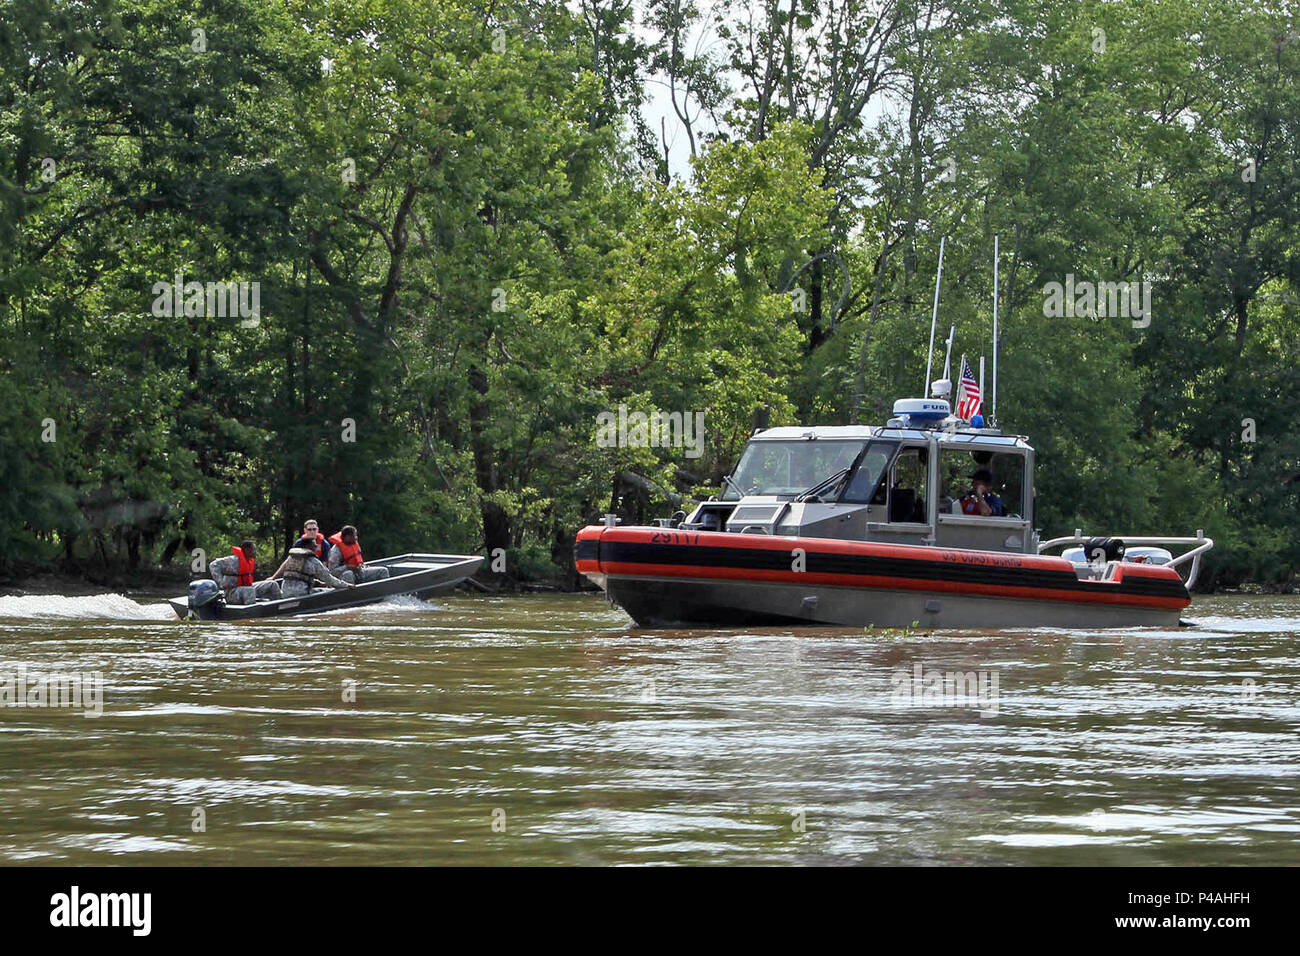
[682,421,1037,554]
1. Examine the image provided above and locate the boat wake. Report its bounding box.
[319,593,442,616]
[0,593,175,621]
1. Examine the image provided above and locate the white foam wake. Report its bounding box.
[0,593,175,621]
[317,593,441,616]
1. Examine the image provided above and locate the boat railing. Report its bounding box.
[1037,529,1214,589]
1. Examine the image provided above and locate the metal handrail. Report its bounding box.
[1037,529,1214,589]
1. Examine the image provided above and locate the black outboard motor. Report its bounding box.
[1084,537,1126,564]
[188,579,223,612]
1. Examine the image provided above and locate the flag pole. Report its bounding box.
[992,234,999,426]
[979,355,985,423]
[956,353,967,419]
[924,236,946,396]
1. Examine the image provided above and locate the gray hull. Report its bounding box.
[605,575,1184,629]
[169,553,482,621]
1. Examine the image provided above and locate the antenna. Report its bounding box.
[942,325,955,381]
[924,236,946,395]
[992,234,999,426]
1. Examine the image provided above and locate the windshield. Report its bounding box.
[722,439,868,500]
[839,441,896,503]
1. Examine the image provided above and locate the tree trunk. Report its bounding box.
[468,363,510,563]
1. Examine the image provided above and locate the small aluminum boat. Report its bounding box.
[577,407,1212,630]
[168,553,483,621]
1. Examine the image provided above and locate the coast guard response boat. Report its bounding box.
[576,402,1212,628]
[576,238,1212,629]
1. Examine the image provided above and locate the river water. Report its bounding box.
[0,591,1296,865]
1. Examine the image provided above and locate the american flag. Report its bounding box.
[955,355,982,420]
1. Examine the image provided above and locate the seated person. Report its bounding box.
[270,537,353,597]
[209,540,282,605]
[301,518,332,564]
[327,525,391,584]
[961,469,1005,516]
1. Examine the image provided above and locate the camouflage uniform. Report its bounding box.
[327,549,390,584]
[209,554,282,605]
[277,554,351,598]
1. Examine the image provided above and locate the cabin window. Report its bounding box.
[839,441,895,503]
[938,447,1026,518]
[886,446,929,522]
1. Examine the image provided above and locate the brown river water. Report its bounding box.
[0,591,1296,865]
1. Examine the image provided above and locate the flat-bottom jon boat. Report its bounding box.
[168,553,483,621]
[576,402,1212,630]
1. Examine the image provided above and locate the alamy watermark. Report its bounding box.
[891,662,999,717]
[595,404,704,459]
[50,886,150,936]
[0,665,103,717]
[150,271,261,328]
[1042,275,1152,328]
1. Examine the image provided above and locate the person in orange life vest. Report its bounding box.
[301,518,333,565]
[327,525,390,585]
[208,540,282,605]
[960,468,1005,517]
[270,537,353,598]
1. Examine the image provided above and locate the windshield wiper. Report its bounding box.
[795,467,851,502]
[721,474,747,499]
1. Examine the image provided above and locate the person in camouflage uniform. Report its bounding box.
[209,540,282,605]
[327,525,391,585]
[270,537,355,598]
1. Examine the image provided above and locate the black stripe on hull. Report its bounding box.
[586,539,1189,603]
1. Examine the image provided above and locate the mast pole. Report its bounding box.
[992,234,999,425]
[924,236,946,395]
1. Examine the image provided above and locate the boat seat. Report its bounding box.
[890,488,915,522]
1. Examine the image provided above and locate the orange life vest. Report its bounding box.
[311,532,326,559]
[329,532,363,567]
[231,546,255,586]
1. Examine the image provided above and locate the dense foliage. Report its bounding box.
[1,0,1296,588]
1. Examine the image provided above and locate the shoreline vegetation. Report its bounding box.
[2,1,1298,594]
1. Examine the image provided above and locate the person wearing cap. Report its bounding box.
[209,539,282,605]
[961,468,1005,516]
[270,536,354,598]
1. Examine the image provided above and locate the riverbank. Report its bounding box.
[0,563,192,598]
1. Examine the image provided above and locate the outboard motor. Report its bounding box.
[188,579,222,611]
[1084,537,1126,564]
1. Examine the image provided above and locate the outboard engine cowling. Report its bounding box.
[1084,537,1126,564]
[188,579,222,609]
